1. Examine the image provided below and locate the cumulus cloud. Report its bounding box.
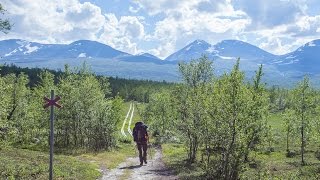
[0,0,148,55]
[1,0,105,43]
[227,0,320,54]
[100,14,145,54]
[294,15,320,37]
[1,0,320,58]
[134,0,250,58]
[132,0,183,15]
[233,0,303,29]
[134,0,319,58]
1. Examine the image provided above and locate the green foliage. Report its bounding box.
[0,3,12,34]
[268,86,289,112]
[0,64,174,103]
[145,56,269,179]
[108,76,174,103]
[286,77,318,165]
[143,90,176,142]
[162,143,206,179]
[0,63,123,152]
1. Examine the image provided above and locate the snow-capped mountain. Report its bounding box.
[274,40,320,73]
[0,39,130,59]
[1,38,320,86]
[0,39,43,57]
[212,40,276,61]
[165,39,276,62]
[165,40,212,61]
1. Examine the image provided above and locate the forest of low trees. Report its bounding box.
[0,64,174,103]
[1,56,320,178]
[0,64,123,151]
[0,63,173,151]
[144,56,320,179]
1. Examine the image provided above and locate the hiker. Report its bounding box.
[133,121,149,165]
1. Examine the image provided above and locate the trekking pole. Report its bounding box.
[149,143,153,166]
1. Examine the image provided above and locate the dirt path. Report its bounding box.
[101,147,177,180]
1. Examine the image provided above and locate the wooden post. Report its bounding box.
[44,90,62,180]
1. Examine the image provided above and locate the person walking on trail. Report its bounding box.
[133,121,149,166]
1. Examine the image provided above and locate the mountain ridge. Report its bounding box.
[1,38,319,62]
[1,38,320,86]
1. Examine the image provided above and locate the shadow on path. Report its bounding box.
[101,147,178,180]
[119,165,142,170]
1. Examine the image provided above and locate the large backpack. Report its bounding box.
[133,122,147,142]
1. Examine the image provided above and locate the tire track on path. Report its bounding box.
[127,103,135,136]
[121,102,132,137]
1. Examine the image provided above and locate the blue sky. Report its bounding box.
[1,0,320,59]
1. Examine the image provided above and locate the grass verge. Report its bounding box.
[0,147,100,180]
[162,143,205,179]
[78,143,136,170]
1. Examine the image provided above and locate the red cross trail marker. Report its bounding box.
[44,96,62,109]
[44,90,62,180]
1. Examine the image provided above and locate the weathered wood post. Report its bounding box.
[44,90,62,180]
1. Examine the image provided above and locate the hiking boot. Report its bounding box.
[140,162,143,166]
[144,160,147,164]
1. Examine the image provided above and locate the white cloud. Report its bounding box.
[1,0,105,43]
[246,14,320,55]
[228,0,320,55]
[100,14,145,54]
[1,0,320,58]
[1,0,148,55]
[139,0,319,57]
[129,5,141,13]
[133,0,183,15]
[135,0,250,58]
[233,0,304,29]
[294,15,320,37]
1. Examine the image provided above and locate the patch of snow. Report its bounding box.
[4,49,18,57]
[16,40,28,46]
[206,46,218,53]
[75,43,82,46]
[281,59,299,65]
[78,53,86,58]
[24,43,39,54]
[185,45,192,51]
[137,52,145,56]
[308,41,316,47]
[281,61,293,65]
[217,55,234,60]
[285,55,296,59]
[271,60,283,64]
